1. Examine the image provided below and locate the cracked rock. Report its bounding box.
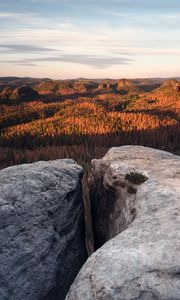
[66,146,180,300]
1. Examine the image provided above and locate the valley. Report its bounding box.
[0,77,180,170]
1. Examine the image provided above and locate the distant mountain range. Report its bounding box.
[0,77,179,101]
[0,76,179,89]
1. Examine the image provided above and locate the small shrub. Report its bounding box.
[125,171,148,185]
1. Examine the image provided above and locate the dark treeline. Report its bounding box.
[1,123,179,170]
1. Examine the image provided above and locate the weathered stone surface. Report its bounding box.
[0,159,87,300]
[66,146,180,300]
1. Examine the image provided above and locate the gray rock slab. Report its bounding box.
[0,159,87,300]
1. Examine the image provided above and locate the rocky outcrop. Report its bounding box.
[12,85,39,100]
[0,159,87,300]
[151,79,180,101]
[1,86,14,98]
[66,146,180,300]
[0,85,39,101]
[116,79,141,95]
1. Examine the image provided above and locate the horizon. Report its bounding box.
[0,75,180,81]
[0,0,180,79]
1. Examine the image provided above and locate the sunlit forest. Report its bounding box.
[0,78,180,170]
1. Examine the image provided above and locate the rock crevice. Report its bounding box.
[89,158,148,249]
[66,146,180,300]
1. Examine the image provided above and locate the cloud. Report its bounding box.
[38,54,133,68]
[29,0,65,1]
[0,12,18,18]
[29,0,180,9]
[1,54,133,69]
[113,49,180,56]
[0,44,59,53]
[15,63,39,67]
[0,0,179,78]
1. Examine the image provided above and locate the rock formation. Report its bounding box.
[151,79,180,101]
[1,86,14,98]
[0,159,87,300]
[12,85,39,100]
[66,146,180,300]
[0,85,39,101]
[116,79,139,94]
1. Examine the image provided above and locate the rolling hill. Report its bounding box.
[0,77,179,169]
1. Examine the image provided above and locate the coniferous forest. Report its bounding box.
[0,77,180,171]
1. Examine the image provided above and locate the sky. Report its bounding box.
[0,0,180,79]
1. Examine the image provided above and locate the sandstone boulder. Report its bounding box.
[66,146,180,300]
[0,159,87,300]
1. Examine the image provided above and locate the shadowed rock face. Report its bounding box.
[0,159,87,300]
[1,85,39,101]
[13,85,39,100]
[66,146,180,300]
